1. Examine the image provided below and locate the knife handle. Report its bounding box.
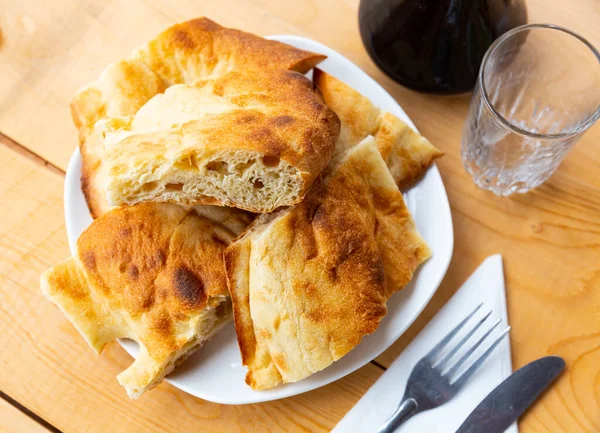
[376,398,418,433]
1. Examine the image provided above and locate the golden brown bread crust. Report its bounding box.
[73,61,166,218]
[312,68,444,189]
[71,18,326,218]
[103,70,340,212]
[76,204,230,313]
[224,228,285,389]
[41,203,235,398]
[224,137,430,390]
[134,17,326,85]
[192,70,339,172]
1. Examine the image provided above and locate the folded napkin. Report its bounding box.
[333,255,517,433]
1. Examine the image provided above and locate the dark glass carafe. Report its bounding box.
[359,0,527,94]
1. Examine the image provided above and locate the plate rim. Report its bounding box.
[63,35,454,404]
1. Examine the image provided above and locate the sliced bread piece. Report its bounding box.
[224,137,430,390]
[102,70,340,213]
[71,18,327,218]
[313,68,443,189]
[41,203,237,398]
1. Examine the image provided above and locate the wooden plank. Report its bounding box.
[375,139,600,432]
[0,0,360,171]
[0,144,383,433]
[0,0,599,172]
[0,398,53,433]
[365,7,600,433]
[1,1,599,432]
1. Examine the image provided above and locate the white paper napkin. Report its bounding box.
[333,255,517,433]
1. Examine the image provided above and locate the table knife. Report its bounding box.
[456,356,565,433]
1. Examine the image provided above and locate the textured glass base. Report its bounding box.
[463,160,542,196]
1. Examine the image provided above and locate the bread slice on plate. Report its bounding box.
[40,203,239,398]
[313,69,444,189]
[224,137,430,390]
[71,18,327,218]
[133,17,326,86]
[102,70,340,213]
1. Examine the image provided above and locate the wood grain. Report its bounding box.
[0,0,599,432]
[0,144,382,433]
[376,140,600,432]
[0,398,52,433]
[0,0,599,172]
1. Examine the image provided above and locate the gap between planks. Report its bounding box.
[0,132,65,176]
[370,360,386,371]
[0,390,64,433]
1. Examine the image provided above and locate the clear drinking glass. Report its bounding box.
[462,24,600,196]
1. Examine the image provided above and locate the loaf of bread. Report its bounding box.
[102,70,340,213]
[313,69,443,189]
[40,203,242,398]
[224,137,430,390]
[71,18,327,218]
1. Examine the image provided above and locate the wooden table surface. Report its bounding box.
[1,1,599,432]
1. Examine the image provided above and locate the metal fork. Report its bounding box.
[376,304,510,433]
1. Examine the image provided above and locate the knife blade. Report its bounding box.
[456,356,565,433]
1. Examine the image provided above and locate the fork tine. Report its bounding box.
[450,326,511,389]
[443,318,502,377]
[426,303,483,361]
[433,310,493,370]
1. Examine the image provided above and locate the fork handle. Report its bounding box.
[376,398,418,433]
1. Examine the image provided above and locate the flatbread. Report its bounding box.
[102,70,339,213]
[41,203,237,398]
[313,68,443,189]
[224,137,430,390]
[71,18,326,218]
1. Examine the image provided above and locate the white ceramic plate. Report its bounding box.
[64,36,453,404]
